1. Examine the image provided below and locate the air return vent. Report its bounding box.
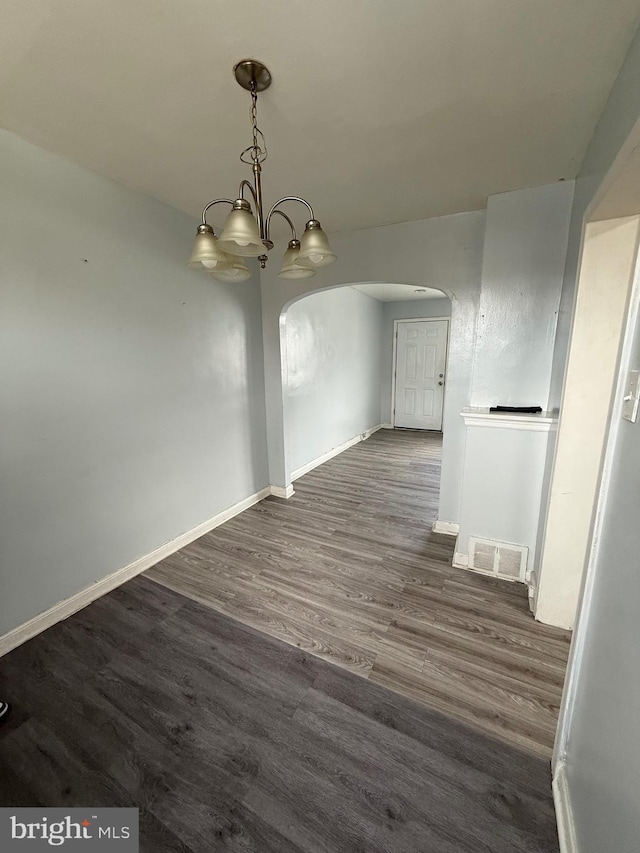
[468,537,527,582]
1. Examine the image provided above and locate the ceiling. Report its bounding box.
[1,1,639,237]
[351,284,446,302]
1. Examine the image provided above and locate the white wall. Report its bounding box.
[561,247,640,852]
[454,181,573,570]
[380,297,451,425]
[548,26,640,851]
[260,210,486,528]
[284,287,383,475]
[0,130,269,638]
[536,216,640,628]
[471,181,574,408]
[537,25,640,630]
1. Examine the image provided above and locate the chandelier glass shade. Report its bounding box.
[279,240,316,279]
[297,221,338,267]
[188,59,336,281]
[208,257,251,282]
[187,224,234,271]
[217,200,265,257]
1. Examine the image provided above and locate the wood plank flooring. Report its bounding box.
[146,429,571,758]
[0,577,560,852]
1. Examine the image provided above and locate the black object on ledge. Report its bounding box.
[489,405,543,414]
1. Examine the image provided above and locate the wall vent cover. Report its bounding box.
[468,537,527,582]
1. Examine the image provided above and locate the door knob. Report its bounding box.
[438,380,444,386]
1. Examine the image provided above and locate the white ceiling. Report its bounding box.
[1,1,639,237]
[351,284,446,302]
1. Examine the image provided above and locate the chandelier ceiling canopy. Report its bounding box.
[188,59,337,282]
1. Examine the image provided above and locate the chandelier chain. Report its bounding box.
[240,81,267,166]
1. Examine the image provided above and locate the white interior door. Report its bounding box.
[393,319,448,430]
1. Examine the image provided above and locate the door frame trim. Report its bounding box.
[391,317,450,430]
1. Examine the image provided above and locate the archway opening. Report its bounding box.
[279,281,451,527]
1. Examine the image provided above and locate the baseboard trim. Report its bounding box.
[291,424,384,481]
[553,761,578,853]
[452,553,524,583]
[381,423,394,429]
[432,519,459,536]
[0,485,273,658]
[270,484,295,499]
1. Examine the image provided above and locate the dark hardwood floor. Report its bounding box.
[0,577,559,852]
[147,429,571,758]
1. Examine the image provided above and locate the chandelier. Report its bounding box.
[188,59,337,281]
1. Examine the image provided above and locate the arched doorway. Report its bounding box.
[279,283,451,500]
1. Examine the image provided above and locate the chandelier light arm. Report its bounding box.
[239,172,266,241]
[265,197,315,242]
[238,179,260,211]
[201,198,234,226]
[269,209,297,240]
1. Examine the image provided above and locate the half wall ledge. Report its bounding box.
[460,407,558,431]
[454,407,558,586]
